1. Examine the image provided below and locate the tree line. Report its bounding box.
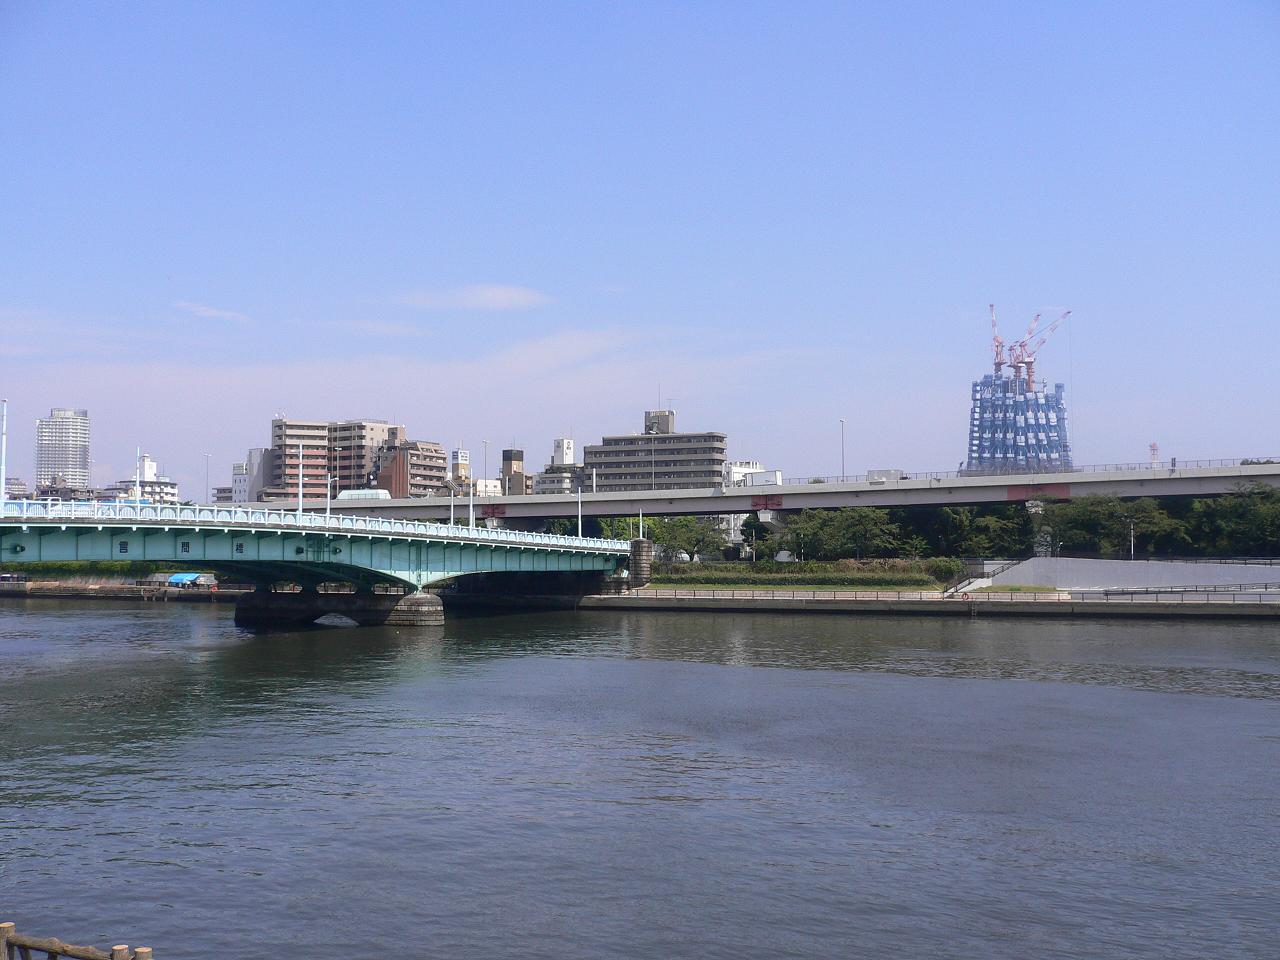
[740,484,1280,560]
[551,484,1280,561]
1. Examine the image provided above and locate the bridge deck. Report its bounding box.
[0,500,630,591]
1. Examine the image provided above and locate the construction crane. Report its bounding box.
[1008,310,1071,391]
[989,304,1006,375]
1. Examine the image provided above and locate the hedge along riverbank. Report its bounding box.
[651,572,941,588]
[654,557,967,582]
[0,560,218,581]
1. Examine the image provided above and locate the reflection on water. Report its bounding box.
[1,600,1278,960]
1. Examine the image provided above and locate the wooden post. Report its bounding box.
[111,947,130,960]
[0,922,13,958]
[134,949,153,960]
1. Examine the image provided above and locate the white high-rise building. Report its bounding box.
[35,408,91,489]
[552,438,576,466]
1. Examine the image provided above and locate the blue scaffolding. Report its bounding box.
[965,374,1072,474]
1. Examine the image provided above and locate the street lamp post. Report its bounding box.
[839,418,846,480]
[482,440,489,496]
[202,452,211,505]
[0,398,7,512]
[295,442,303,523]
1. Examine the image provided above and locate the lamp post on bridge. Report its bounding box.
[296,442,303,523]
[202,452,211,505]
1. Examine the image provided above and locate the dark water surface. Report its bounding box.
[1,600,1277,959]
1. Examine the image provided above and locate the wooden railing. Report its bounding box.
[0,923,153,960]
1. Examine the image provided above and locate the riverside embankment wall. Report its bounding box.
[579,594,1280,619]
[990,557,1280,590]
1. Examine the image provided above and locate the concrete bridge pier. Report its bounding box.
[234,586,444,628]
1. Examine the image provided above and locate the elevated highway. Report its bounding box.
[325,458,1280,523]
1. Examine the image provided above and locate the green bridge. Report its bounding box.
[0,500,631,626]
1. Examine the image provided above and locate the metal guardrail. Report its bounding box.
[780,455,1280,487]
[1100,581,1280,595]
[0,500,630,554]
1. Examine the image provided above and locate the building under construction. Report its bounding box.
[964,306,1073,474]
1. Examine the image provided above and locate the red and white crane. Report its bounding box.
[1007,310,1071,391]
[989,304,1006,375]
[987,305,1071,387]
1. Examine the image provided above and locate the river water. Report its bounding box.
[1,600,1277,959]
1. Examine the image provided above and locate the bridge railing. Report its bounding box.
[0,500,629,553]
[777,455,1280,487]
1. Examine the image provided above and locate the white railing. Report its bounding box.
[0,500,630,553]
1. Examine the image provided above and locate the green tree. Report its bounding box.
[1042,496,1187,558]
[1188,484,1280,556]
[648,516,727,559]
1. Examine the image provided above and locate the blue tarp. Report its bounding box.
[167,573,203,585]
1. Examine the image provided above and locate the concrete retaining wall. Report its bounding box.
[990,557,1280,590]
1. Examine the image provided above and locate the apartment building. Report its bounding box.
[329,420,404,491]
[35,407,91,490]
[375,439,448,498]
[103,454,179,504]
[582,410,727,492]
[230,448,269,503]
[500,448,534,495]
[260,418,331,502]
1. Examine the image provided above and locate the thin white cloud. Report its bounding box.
[173,300,251,323]
[396,284,552,312]
[321,318,423,336]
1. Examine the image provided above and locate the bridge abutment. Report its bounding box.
[234,588,444,628]
[630,538,654,586]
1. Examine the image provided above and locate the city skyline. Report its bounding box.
[2,2,1277,495]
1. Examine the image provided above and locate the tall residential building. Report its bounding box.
[964,375,1072,474]
[375,439,448,498]
[261,418,330,502]
[254,419,446,503]
[329,419,404,492]
[583,410,727,492]
[35,407,91,489]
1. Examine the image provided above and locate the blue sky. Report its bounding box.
[2,1,1277,495]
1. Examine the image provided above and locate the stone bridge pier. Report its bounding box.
[234,587,444,628]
